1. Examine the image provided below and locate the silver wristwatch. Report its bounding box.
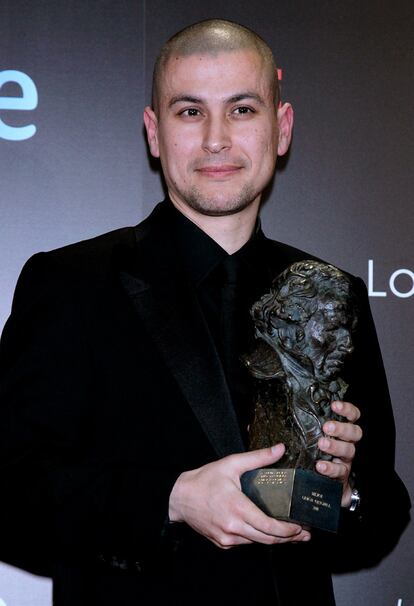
[349,487,361,512]
[347,471,361,512]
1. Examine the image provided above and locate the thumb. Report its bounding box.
[235,443,286,475]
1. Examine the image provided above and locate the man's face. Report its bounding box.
[301,300,354,382]
[144,49,292,217]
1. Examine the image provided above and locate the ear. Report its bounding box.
[277,102,294,156]
[143,106,160,158]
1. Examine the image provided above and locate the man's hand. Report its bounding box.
[316,400,362,507]
[169,443,311,549]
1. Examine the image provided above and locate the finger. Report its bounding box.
[219,502,312,546]
[240,523,311,545]
[214,523,311,547]
[323,419,363,443]
[231,443,286,475]
[211,525,311,549]
[316,458,349,482]
[331,400,361,422]
[210,533,254,549]
[318,436,355,462]
[238,492,303,539]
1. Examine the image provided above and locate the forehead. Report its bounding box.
[160,49,273,105]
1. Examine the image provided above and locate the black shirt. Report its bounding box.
[166,201,273,444]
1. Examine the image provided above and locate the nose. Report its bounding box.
[338,331,354,355]
[202,115,231,154]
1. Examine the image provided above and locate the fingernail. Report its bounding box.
[271,444,283,455]
[325,422,335,434]
[320,438,330,450]
[333,401,343,412]
[316,462,327,473]
[302,533,311,542]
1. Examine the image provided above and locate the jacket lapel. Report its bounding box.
[118,204,245,458]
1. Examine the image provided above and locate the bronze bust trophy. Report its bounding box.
[241,260,358,532]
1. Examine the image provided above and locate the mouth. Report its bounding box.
[325,357,346,371]
[195,165,242,179]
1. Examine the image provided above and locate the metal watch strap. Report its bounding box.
[349,487,361,512]
[348,472,361,512]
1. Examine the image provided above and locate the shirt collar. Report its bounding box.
[162,199,266,286]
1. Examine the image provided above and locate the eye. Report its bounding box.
[233,106,255,116]
[179,108,201,117]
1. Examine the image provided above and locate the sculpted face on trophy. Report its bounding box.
[244,260,359,470]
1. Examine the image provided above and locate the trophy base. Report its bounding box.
[241,468,342,533]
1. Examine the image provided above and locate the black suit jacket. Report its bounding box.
[0,201,410,605]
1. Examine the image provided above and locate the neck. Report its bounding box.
[169,196,261,254]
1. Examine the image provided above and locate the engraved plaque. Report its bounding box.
[241,468,342,532]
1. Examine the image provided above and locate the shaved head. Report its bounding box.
[152,19,280,114]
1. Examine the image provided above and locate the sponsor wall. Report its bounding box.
[1,1,412,604]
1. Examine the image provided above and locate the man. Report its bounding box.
[0,19,410,606]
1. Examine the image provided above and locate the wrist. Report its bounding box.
[341,483,353,508]
[168,471,188,523]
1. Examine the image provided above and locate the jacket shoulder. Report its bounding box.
[11,226,138,313]
[42,226,136,269]
[261,236,326,276]
[262,236,363,286]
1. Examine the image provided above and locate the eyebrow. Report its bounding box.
[227,93,265,106]
[168,92,266,108]
[168,95,202,108]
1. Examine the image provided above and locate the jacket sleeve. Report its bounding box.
[0,253,179,574]
[326,276,411,571]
